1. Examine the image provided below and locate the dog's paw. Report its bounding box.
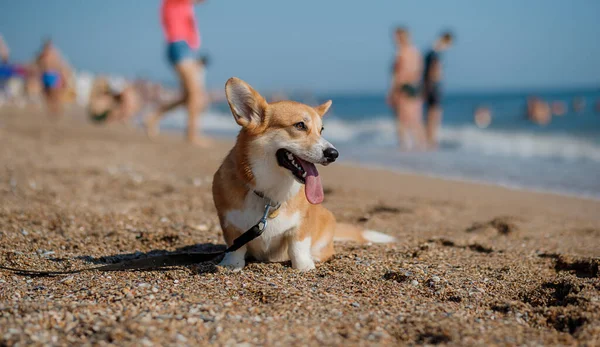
[218,253,245,272]
[292,258,316,272]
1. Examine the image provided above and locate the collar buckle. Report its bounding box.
[253,190,281,220]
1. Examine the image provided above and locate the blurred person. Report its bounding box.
[0,64,15,104]
[88,76,140,124]
[145,0,210,146]
[423,31,454,148]
[0,34,11,103]
[0,54,27,107]
[36,39,72,119]
[387,27,425,150]
[474,106,492,128]
[0,34,9,64]
[24,62,42,108]
[0,34,10,64]
[551,101,566,116]
[527,96,551,125]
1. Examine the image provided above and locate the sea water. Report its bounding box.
[158,88,600,199]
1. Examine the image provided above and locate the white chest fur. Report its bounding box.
[225,192,300,260]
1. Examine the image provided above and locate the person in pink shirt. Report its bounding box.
[146,0,209,146]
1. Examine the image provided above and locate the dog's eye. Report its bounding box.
[294,122,307,131]
[321,126,324,134]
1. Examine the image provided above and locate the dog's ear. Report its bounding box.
[314,100,332,117]
[225,77,267,128]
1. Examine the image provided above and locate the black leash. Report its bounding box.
[0,198,280,277]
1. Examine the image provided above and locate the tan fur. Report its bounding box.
[212,77,393,271]
[334,223,371,243]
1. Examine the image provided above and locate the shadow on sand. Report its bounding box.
[45,243,228,275]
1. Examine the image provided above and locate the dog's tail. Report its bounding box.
[334,223,396,244]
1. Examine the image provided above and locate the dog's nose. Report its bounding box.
[323,147,339,162]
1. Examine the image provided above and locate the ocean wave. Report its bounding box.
[162,108,600,163]
[439,127,600,162]
[316,117,600,163]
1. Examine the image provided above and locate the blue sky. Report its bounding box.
[1,0,599,93]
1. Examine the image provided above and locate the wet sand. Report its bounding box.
[1,107,599,346]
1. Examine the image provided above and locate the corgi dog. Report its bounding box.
[212,77,395,271]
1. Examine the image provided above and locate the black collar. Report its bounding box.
[253,190,267,199]
[253,190,281,211]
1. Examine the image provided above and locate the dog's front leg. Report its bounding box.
[219,245,246,271]
[288,235,315,271]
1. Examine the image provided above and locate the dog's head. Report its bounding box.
[225,77,338,205]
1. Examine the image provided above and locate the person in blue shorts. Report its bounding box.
[145,0,210,146]
[36,39,72,118]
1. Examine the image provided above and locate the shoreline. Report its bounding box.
[344,159,600,203]
[157,125,600,203]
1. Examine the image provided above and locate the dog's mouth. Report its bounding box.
[276,149,307,183]
[276,149,323,205]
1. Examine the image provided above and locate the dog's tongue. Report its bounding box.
[296,157,323,204]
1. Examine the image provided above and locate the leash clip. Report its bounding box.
[258,203,271,231]
[258,200,281,231]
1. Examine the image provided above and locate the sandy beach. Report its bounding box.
[1,108,599,346]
